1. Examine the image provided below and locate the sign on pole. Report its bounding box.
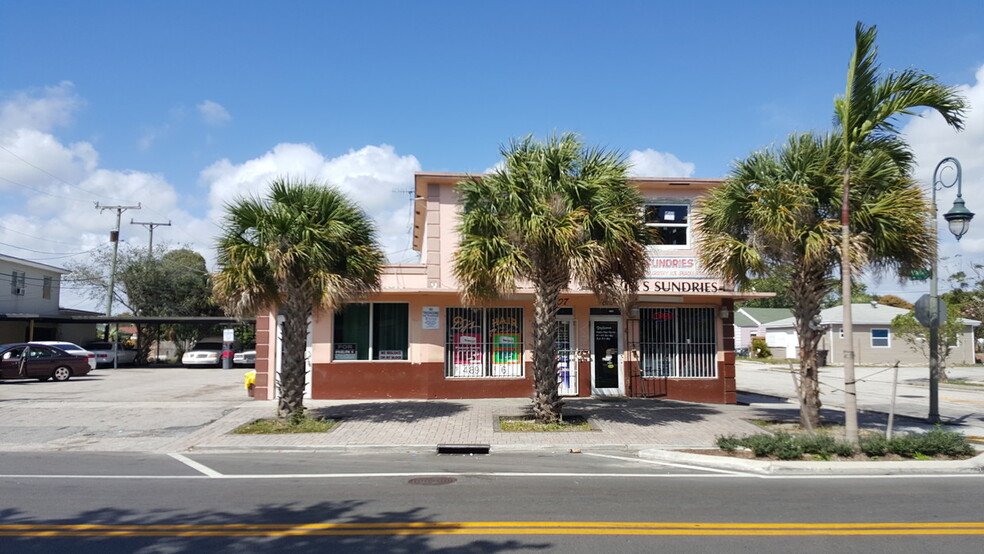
[914,294,947,327]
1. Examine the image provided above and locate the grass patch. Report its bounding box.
[234,417,338,434]
[498,415,592,432]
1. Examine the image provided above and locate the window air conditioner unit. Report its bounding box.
[14,287,24,295]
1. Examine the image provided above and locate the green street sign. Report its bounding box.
[908,268,931,281]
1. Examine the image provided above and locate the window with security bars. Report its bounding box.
[445,307,524,378]
[639,307,717,378]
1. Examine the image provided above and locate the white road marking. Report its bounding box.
[168,453,224,477]
[582,451,754,475]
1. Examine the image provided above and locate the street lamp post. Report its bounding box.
[928,157,973,424]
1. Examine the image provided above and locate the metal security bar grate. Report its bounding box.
[639,307,716,378]
[445,307,524,378]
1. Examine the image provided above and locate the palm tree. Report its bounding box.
[214,178,384,421]
[696,132,934,429]
[836,22,966,442]
[454,133,647,423]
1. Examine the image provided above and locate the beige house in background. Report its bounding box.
[764,303,980,366]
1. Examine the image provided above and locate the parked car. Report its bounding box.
[30,341,97,370]
[0,343,92,381]
[182,337,238,368]
[85,341,138,367]
[233,350,256,367]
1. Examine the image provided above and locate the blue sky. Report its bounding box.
[2,1,983,311]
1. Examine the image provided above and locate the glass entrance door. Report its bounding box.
[591,318,622,395]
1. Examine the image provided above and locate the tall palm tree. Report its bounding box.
[214,178,384,421]
[696,132,934,429]
[454,133,647,423]
[836,22,966,442]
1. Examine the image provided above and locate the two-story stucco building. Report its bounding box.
[0,253,96,344]
[250,173,766,404]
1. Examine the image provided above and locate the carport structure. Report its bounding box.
[0,314,254,362]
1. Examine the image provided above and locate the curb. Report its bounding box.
[639,448,984,475]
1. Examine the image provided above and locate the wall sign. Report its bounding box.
[422,306,440,329]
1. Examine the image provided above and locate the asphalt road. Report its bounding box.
[2,450,984,553]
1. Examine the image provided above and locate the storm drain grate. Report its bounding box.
[408,477,457,486]
[436,443,491,455]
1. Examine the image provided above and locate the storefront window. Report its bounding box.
[445,307,523,378]
[639,307,716,378]
[333,303,409,360]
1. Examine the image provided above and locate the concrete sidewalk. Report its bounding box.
[2,365,982,474]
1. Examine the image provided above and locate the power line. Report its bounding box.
[130,219,171,254]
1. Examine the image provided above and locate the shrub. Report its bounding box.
[909,428,975,457]
[716,435,743,453]
[751,337,771,359]
[859,435,889,457]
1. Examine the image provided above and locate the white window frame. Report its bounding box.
[643,203,690,248]
[42,276,52,300]
[870,328,890,348]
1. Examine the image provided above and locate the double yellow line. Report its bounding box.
[3,522,984,537]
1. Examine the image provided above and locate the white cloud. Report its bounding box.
[0,84,194,311]
[197,100,231,126]
[627,149,695,178]
[200,143,422,262]
[0,81,83,135]
[903,64,984,257]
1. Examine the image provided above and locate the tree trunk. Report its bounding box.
[277,289,310,422]
[791,269,829,429]
[531,268,566,424]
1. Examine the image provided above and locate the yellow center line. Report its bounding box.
[2,522,984,537]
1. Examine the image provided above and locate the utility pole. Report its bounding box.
[96,203,141,316]
[130,219,171,257]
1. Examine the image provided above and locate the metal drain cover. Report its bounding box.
[408,477,457,486]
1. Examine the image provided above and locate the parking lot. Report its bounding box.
[0,365,249,452]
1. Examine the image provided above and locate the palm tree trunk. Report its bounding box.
[277,289,310,422]
[531,267,566,424]
[791,270,828,429]
[840,168,860,444]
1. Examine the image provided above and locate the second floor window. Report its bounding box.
[10,271,26,296]
[644,204,689,246]
[42,276,52,300]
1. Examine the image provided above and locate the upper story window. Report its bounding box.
[42,276,52,300]
[10,271,26,296]
[644,204,689,246]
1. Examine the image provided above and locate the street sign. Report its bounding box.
[914,294,948,327]
[908,268,931,281]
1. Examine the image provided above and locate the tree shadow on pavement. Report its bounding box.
[308,401,471,424]
[0,499,552,553]
[562,397,723,427]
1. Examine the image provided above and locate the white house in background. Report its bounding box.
[0,253,96,344]
[764,302,980,366]
[733,307,793,352]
